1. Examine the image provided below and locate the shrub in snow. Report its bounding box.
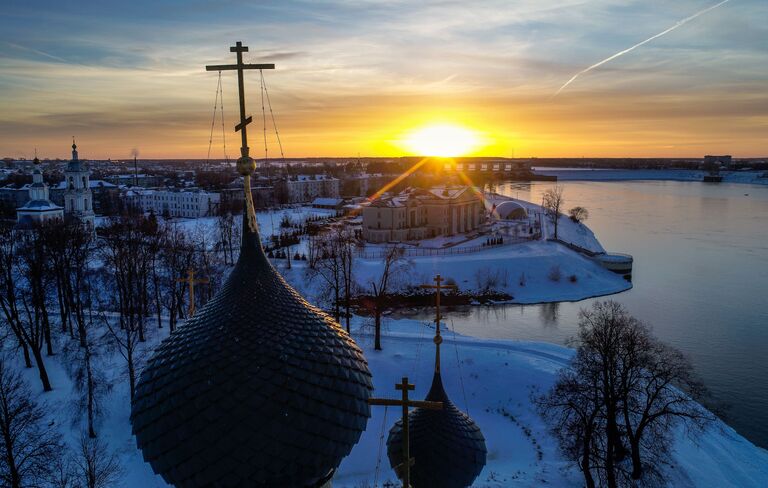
[569,274,578,283]
[519,272,527,287]
[569,206,589,223]
[548,265,562,282]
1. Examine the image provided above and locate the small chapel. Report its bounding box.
[16,155,64,227]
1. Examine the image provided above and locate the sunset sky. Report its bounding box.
[1,0,766,160]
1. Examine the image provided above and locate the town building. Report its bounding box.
[311,197,344,210]
[452,159,532,177]
[0,186,31,213]
[340,173,389,197]
[51,179,119,215]
[62,140,95,228]
[704,155,733,169]
[123,188,220,218]
[104,173,165,187]
[283,174,340,203]
[362,186,485,243]
[16,157,63,227]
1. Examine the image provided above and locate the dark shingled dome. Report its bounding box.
[131,214,373,487]
[387,372,487,488]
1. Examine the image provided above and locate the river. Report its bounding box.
[404,178,768,448]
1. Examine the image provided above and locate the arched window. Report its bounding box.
[82,176,87,188]
[69,177,74,190]
[84,198,89,211]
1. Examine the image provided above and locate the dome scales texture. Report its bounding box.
[387,372,487,488]
[131,216,373,487]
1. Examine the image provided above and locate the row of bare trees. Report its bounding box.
[0,358,120,488]
[536,301,713,487]
[0,213,232,487]
[307,227,406,350]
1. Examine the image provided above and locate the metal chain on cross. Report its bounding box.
[373,404,389,487]
[206,72,223,162]
[260,68,268,164]
[205,72,230,163]
[261,70,286,161]
[450,318,471,416]
[218,73,229,162]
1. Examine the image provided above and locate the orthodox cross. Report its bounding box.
[419,274,457,373]
[206,42,274,232]
[368,377,443,488]
[177,268,209,317]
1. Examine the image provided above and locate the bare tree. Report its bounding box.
[215,211,238,266]
[11,230,54,391]
[41,221,94,347]
[542,185,565,239]
[338,228,356,333]
[47,455,76,488]
[17,228,56,357]
[99,215,153,343]
[612,316,713,480]
[368,246,404,351]
[536,301,713,488]
[71,434,121,488]
[63,305,110,439]
[0,359,62,488]
[159,224,195,332]
[0,225,32,369]
[312,231,343,322]
[99,215,155,398]
[536,366,602,488]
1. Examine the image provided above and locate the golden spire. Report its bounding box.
[420,274,458,373]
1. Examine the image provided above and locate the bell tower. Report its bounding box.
[63,138,95,228]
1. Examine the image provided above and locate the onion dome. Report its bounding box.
[386,371,487,488]
[131,205,373,486]
[386,277,486,488]
[67,137,83,172]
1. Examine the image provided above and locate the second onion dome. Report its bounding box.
[386,369,487,488]
[386,277,487,488]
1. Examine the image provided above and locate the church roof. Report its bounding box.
[386,372,487,488]
[131,211,373,487]
[18,199,63,211]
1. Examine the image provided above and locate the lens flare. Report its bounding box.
[401,124,481,157]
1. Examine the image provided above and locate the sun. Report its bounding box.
[401,124,481,157]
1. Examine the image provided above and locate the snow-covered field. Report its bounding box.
[281,240,630,305]
[13,315,768,487]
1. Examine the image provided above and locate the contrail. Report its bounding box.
[5,42,70,64]
[554,0,731,96]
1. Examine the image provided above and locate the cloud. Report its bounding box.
[0,0,766,158]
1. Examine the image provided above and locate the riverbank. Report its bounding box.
[333,317,768,487]
[281,239,631,306]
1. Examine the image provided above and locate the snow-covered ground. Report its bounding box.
[533,168,768,185]
[281,240,629,305]
[335,318,768,487]
[13,315,768,487]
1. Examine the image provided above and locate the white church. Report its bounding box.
[16,140,95,229]
[15,156,64,226]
